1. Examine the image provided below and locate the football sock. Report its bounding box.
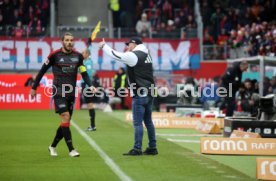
[60,123,74,152]
[51,126,63,147]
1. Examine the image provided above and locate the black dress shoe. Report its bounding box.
[143,148,158,155]
[123,149,142,156]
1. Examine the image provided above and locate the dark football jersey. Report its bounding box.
[32,48,92,96]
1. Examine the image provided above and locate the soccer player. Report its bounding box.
[99,37,158,156]
[81,47,96,131]
[30,32,96,157]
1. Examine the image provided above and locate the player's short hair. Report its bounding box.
[61,32,73,41]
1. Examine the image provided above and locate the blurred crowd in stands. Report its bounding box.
[0,0,49,37]
[111,0,276,58]
[110,0,196,39]
[1,0,276,60]
[202,0,276,58]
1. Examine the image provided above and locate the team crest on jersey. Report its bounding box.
[70,58,78,62]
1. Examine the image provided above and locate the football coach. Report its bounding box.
[99,37,158,156]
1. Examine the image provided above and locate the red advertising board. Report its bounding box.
[0,62,227,110]
[0,71,116,89]
[0,71,118,110]
[0,87,80,110]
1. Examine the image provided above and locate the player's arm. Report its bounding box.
[99,38,138,67]
[80,65,92,86]
[30,59,52,98]
[80,66,97,93]
[85,61,93,77]
[79,55,97,93]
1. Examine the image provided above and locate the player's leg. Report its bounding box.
[123,96,145,156]
[63,97,79,157]
[50,125,63,153]
[49,124,62,156]
[48,96,66,156]
[87,102,96,131]
[59,112,74,151]
[84,88,96,131]
[59,111,79,157]
[51,96,79,157]
[143,96,158,155]
[50,96,64,147]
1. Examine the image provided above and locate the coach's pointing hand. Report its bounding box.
[99,38,105,49]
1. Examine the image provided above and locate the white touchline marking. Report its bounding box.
[71,120,132,181]
[167,138,200,143]
[223,175,238,179]
[207,166,217,169]
[157,133,222,137]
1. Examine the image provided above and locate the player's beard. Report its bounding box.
[64,44,73,53]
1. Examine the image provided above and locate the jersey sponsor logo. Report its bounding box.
[62,65,76,73]
[58,104,66,108]
[59,58,65,62]
[70,58,78,62]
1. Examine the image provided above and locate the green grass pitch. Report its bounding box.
[0,110,264,180]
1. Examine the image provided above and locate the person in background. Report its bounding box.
[236,79,255,114]
[221,61,248,116]
[135,13,151,38]
[81,47,96,131]
[199,76,221,110]
[113,67,127,109]
[13,20,25,38]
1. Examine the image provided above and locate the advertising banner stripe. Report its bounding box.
[201,137,276,155]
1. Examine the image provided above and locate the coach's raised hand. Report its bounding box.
[99,38,105,49]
